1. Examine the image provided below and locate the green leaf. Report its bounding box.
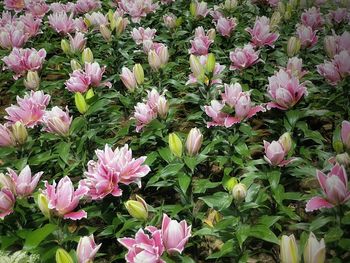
[199,192,233,211]
[23,224,58,250]
[249,225,279,245]
[178,173,191,194]
[56,142,71,164]
[206,239,234,259]
[193,179,221,194]
[325,227,343,243]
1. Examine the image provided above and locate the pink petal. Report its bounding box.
[63,210,87,220]
[305,196,333,212]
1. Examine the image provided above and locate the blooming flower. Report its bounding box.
[131,27,156,45]
[43,176,89,220]
[189,26,214,55]
[7,165,43,197]
[2,47,46,78]
[0,23,29,49]
[246,16,279,47]
[5,90,51,128]
[65,70,91,93]
[42,106,72,137]
[48,12,75,35]
[192,0,210,19]
[82,144,150,199]
[229,44,260,70]
[204,100,236,128]
[4,0,25,11]
[0,188,15,219]
[306,164,350,212]
[77,234,102,263]
[68,32,86,53]
[119,0,158,23]
[25,0,49,17]
[267,69,307,110]
[216,17,236,37]
[317,61,341,86]
[134,102,157,132]
[75,0,101,14]
[161,213,192,254]
[300,7,324,30]
[263,140,293,167]
[118,226,165,263]
[296,24,318,48]
[0,124,15,147]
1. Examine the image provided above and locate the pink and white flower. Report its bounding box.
[75,0,101,14]
[65,70,91,93]
[216,17,236,37]
[246,16,279,47]
[300,7,324,30]
[131,27,156,45]
[25,0,49,17]
[0,23,29,49]
[306,164,350,212]
[48,12,75,35]
[161,213,191,254]
[229,44,260,70]
[296,24,318,48]
[7,165,43,197]
[119,0,159,23]
[68,32,86,53]
[134,102,157,132]
[263,140,293,166]
[267,69,307,110]
[2,47,46,78]
[192,0,210,19]
[42,106,72,137]
[189,26,214,55]
[0,124,15,147]
[118,226,165,263]
[5,90,51,128]
[4,0,25,11]
[317,61,341,86]
[0,188,15,219]
[83,144,150,199]
[328,8,349,24]
[77,234,102,263]
[42,176,89,220]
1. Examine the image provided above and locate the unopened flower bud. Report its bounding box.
[279,132,292,153]
[125,195,148,221]
[86,88,95,100]
[324,36,337,58]
[284,4,292,20]
[224,177,238,192]
[70,59,82,71]
[190,55,204,78]
[186,128,203,156]
[148,50,161,71]
[270,11,281,30]
[61,39,71,54]
[207,28,216,41]
[278,2,285,14]
[335,152,350,167]
[190,2,196,17]
[75,92,88,114]
[157,96,168,119]
[24,71,40,90]
[206,53,216,73]
[83,17,91,28]
[37,193,50,218]
[223,0,237,10]
[169,133,183,158]
[280,234,299,263]
[11,121,28,145]
[304,232,325,263]
[100,25,112,42]
[232,183,247,202]
[115,17,124,36]
[56,248,73,263]
[133,64,144,85]
[82,48,93,64]
[287,37,301,57]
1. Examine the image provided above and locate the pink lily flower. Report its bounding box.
[306,164,350,212]
[7,165,43,198]
[118,226,165,263]
[43,176,89,220]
